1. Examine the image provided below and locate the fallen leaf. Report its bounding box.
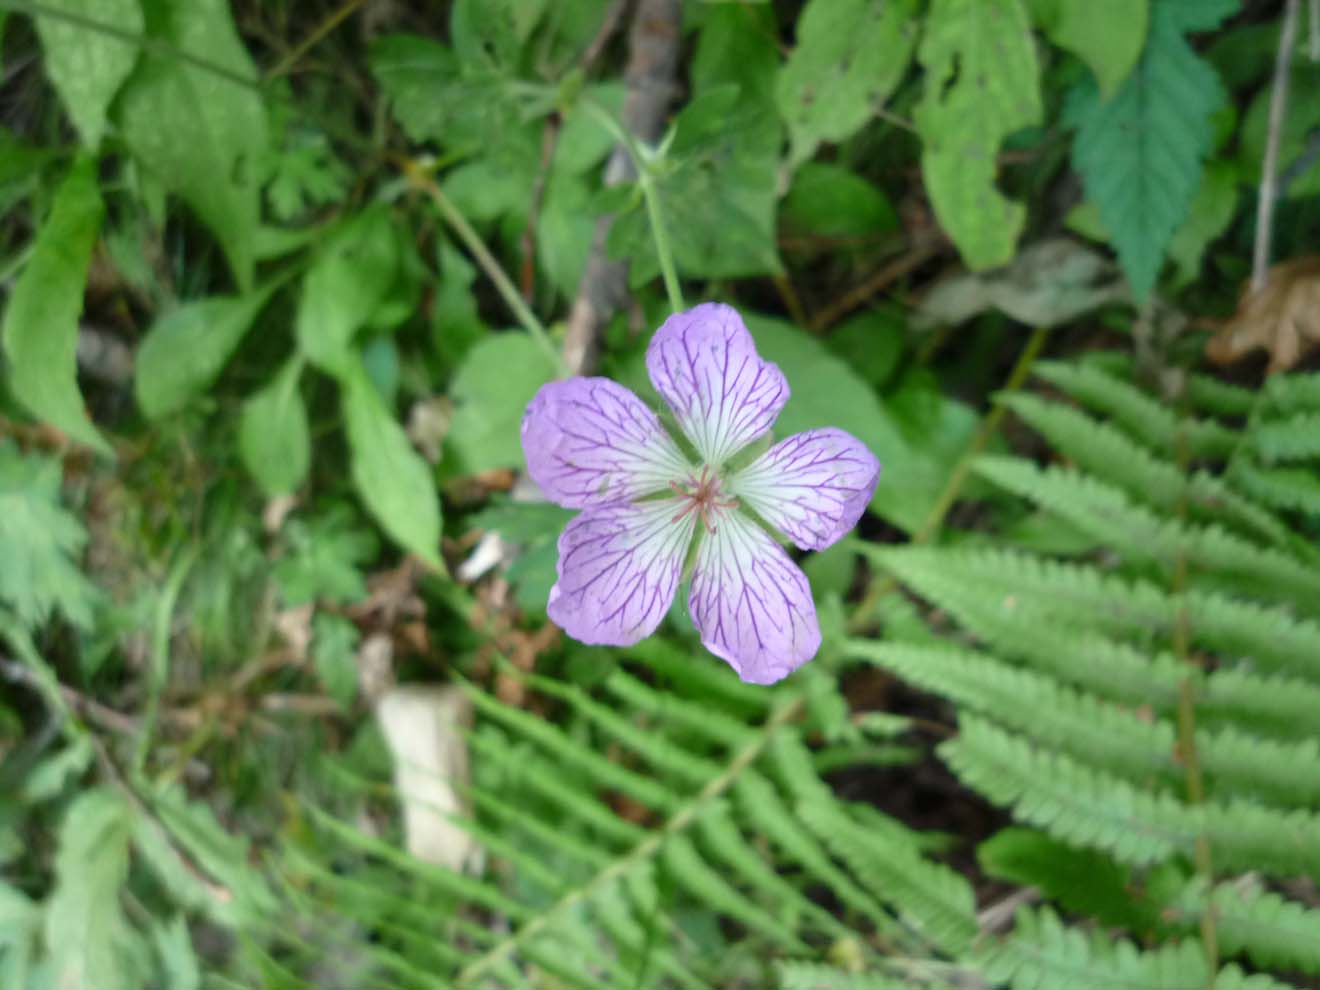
[914,238,1128,329]
[1206,257,1320,372]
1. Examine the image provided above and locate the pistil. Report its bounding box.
[669,465,739,534]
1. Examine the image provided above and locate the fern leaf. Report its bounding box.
[867,545,1320,682]
[623,638,775,718]
[1185,373,1257,418]
[733,772,896,936]
[465,684,678,813]
[941,718,1320,880]
[1033,360,1237,457]
[1249,413,1320,463]
[589,880,708,990]
[986,906,1212,989]
[605,669,755,749]
[778,962,911,989]
[1264,371,1320,414]
[973,456,1320,608]
[1167,880,1320,975]
[1229,460,1320,515]
[1062,0,1234,298]
[999,392,1290,547]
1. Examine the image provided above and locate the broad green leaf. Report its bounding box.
[296,206,399,377]
[342,365,443,570]
[1064,0,1236,299]
[443,333,557,477]
[0,882,39,990]
[116,0,267,291]
[34,0,142,148]
[0,442,98,629]
[1028,0,1148,97]
[1168,161,1239,286]
[776,0,919,168]
[273,504,377,605]
[915,0,1042,270]
[1,156,109,454]
[20,736,92,802]
[744,315,979,534]
[45,788,135,990]
[369,34,463,145]
[781,162,898,243]
[134,286,277,419]
[238,357,309,497]
[608,86,781,283]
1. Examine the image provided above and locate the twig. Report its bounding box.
[562,0,681,375]
[1251,0,1301,292]
[847,325,1051,633]
[808,235,944,333]
[264,0,369,80]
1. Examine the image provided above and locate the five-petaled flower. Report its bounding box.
[520,303,880,684]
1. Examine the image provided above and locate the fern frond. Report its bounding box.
[1185,373,1257,418]
[1229,460,1320,515]
[1249,414,1320,464]
[777,962,916,989]
[973,456,1320,608]
[848,641,1320,808]
[1167,880,1320,976]
[999,392,1290,547]
[1032,360,1237,458]
[985,906,1212,990]
[604,669,756,749]
[1264,371,1320,414]
[940,718,1320,880]
[866,545,1320,683]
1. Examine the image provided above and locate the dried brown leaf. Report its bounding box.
[1206,257,1320,372]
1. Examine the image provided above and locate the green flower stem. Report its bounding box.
[847,324,1051,633]
[401,158,567,377]
[582,98,685,314]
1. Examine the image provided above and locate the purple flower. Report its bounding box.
[520,303,880,684]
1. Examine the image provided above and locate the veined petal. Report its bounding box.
[687,509,820,685]
[522,377,691,508]
[646,303,788,467]
[548,500,696,647]
[727,428,880,551]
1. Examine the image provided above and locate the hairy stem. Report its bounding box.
[641,169,685,314]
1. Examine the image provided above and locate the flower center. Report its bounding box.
[669,465,739,534]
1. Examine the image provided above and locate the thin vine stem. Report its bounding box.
[399,157,566,376]
[848,325,1051,632]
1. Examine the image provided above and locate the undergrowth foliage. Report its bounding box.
[847,356,1320,989]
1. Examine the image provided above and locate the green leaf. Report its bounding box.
[342,365,443,570]
[1028,0,1149,97]
[20,736,93,802]
[0,882,39,990]
[781,162,898,243]
[150,916,200,990]
[116,0,267,291]
[1168,160,1239,286]
[609,87,781,282]
[1,155,109,454]
[1063,0,1236,299]
[444,333,557,476]
[312,612,360,708]
[45,788,135,990]
[0,441,99,629]
[1241,59,1320,200]
[273,504,377,605]
[915,0,1042,270]
[34,0,142,148]
[776,0,919,168]
[239,357,310,497]
[134,286,277,419]
[296,206,400,377]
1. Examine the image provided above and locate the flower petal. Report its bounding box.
[727,428,880,551]
[646,303,789,467]
[687,509,820,684]
[522,377,691,508]
[548,500,696,647]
